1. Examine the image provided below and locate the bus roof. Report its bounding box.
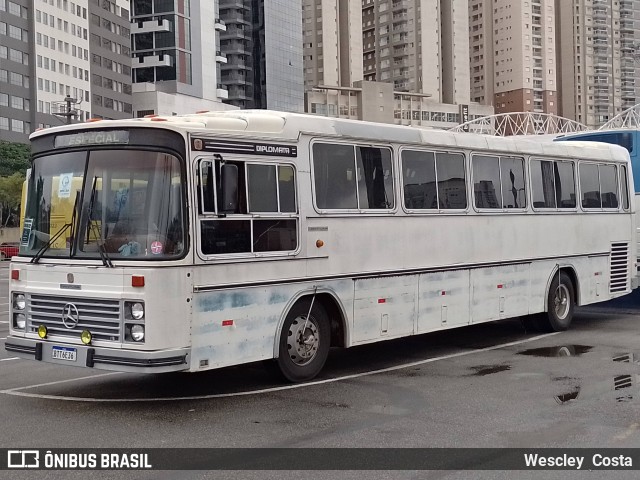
[31,110,630,163]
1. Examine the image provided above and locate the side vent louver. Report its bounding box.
[610,242,629,293]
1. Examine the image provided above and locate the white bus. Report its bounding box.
[6,111,636,382]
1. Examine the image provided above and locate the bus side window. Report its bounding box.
[579,163,601,209]
[555,161,576,209]
[313,143,357,210]
[621,165,630,210]
[599,164,618,209]
[356,146,394,209]
[472,154,502,209]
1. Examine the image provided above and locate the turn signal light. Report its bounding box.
[11,269,20,280]
[131,275,145,287]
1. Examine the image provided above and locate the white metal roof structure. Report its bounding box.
[600,103,640,130]
[449,112,589,136]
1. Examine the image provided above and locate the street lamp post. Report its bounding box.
[52,95,80,124]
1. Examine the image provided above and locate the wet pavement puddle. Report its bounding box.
[517,345,593,357]
[470,364,511,376]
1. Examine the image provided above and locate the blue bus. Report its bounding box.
[557,129,640,277]
[555,130,638,190]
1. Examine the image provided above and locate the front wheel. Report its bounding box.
[536,271,575,332]
[276,299,330,382]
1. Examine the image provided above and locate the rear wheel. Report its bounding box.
[276,299,330,383]
[536,271,575,332]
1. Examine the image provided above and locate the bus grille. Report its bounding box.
[610,242,629,293]
[27,294,122,342]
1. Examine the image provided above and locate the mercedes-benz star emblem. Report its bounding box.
[61,303,80,329]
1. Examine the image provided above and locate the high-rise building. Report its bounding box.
[556,0,640,128]
[469,0,557,115]
[302,0,363,90]
[1,0,31,142]
[219,0,304,112]
[1,0,133,144]
[88,0,133,120]
[361,0,470,104]
[130,0,233,116]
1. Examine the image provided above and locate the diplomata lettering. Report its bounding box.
[191,138,298,157]
[255,145,291,155]
[524,454,584,470]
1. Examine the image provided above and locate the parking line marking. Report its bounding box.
[0,357,19,362]
[1,372,121,390]
[0,332,559,402]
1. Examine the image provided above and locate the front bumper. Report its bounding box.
[5,337,190,374]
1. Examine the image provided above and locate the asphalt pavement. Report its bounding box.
[1,261,640,479]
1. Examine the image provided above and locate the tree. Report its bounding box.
[0,141,31,176]
[0,172,25,227]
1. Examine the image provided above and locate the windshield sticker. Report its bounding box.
[20,218,33,246]
[118,241,140,257]
[58,173,74,198]
[150,241,163,255]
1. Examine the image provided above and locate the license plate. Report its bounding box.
[52,346,77,362]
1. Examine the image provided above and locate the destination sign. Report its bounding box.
[55,130,130,148]
[191,138,297,157]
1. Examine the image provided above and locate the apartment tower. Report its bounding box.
[131,0,232,116]
[302,0,363,90]
[1,0,132,143]
[556,0,640,128]
[219,0,304,112]
[470,0,558,115]
[362,0,470,104]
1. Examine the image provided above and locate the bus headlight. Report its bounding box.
[13,313,26,330]
[13,293,26,310]
[130,324,145,342]
[131,303,144,320]
[125,301,145,320]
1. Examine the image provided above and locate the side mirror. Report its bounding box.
[219,164,238,213]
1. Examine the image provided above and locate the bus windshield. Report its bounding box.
[21,149,185,261]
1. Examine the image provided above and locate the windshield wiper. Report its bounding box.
[30,223,72,264]
[31,192,79,264]
[86,176,113,268]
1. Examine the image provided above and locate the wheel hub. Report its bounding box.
[554,284,570,320]
[287,316,319,365]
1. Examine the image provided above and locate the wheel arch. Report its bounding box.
[273,287,349,358]
[545,265,580,309]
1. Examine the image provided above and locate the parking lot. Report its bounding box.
[1,261,640,479]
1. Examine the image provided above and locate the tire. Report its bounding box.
[276,298,331,383]
[536,271,575,332]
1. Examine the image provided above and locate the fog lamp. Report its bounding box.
[80,330,92,345]
[38,325,48,339]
